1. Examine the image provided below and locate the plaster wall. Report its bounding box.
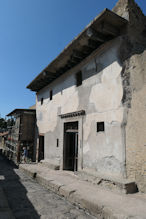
[36,39,126,178]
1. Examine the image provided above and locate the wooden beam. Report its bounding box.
[81,46,93,55]
[67,60,76,68]
[44,71,58,79]
[68,59,77,65]
[36,78,50,87]
[61,64,69,74]
[56,69,64,75]
[99,22,119,36]
[64,63,73,70]
[72,50,86,59]
[37,82,46,87]
[88,39,100,49]
[45,75,56,80]
[31,83,40,89]
[86,28,106,42]
[57,67,68,75]
[31,85,41,91]
[71,56,82,63]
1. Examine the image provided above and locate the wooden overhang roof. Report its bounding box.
[27,9,128,92]
[7,109,36,117]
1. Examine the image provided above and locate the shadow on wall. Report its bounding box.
[0,154,40,218]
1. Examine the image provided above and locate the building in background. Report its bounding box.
[27,0,146,193]
[5,109,36,163]
[0,131,9,153]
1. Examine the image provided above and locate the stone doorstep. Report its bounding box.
[40,160,60,170]
[77,170,138,194]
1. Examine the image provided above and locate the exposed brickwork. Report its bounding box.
[113,0,146,192]
[125,52,146,192]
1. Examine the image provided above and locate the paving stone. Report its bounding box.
[0,155,95,219]
[20,163,146,219]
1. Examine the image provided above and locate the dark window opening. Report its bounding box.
[57,139,59,147]
[50,90,53,100]
[76,71,82,87]
[41,98,44,105]
[38,136,44,162]
[97,122,104,132]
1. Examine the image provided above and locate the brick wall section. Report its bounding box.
[113,0,146,192]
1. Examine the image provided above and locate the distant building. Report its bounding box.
[27,0,146,192]
[0,131,9,152]
[6,109,36,163]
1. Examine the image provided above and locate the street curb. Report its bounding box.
[19,165,145,219]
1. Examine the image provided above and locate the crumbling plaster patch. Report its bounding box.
[36,95,59,133]
[83,108,124,142]
[83,109,126,177]
[89,43,123,112]
[61,87,79,115]
[90,61,123,112]
[37,79,79,134]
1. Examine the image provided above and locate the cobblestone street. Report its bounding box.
[0,155,95,219]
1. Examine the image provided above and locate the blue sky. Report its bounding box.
[0,0,145,118]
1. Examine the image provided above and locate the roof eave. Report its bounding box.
[27,8,128,92]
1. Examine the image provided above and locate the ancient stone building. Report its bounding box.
[0,131,8,153]
[27,0,146,192]
[6,109,37,163]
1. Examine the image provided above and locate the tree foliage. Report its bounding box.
[0,117,15,131]
[0,118,7,129]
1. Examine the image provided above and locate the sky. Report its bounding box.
[0,0,146,118]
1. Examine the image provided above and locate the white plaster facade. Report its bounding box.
[36,38,126,178]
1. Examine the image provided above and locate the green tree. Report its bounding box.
[0,118,7,129]
[7,118,15,127]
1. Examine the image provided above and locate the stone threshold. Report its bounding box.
[39,160,138,194]
[77,170,138,194]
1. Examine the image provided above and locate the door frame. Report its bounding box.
[60,116,84,172]
[63,122,78,171]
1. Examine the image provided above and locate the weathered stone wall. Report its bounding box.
[36,38,126,178]
[113,0,146,192]
[125,52,146,192]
